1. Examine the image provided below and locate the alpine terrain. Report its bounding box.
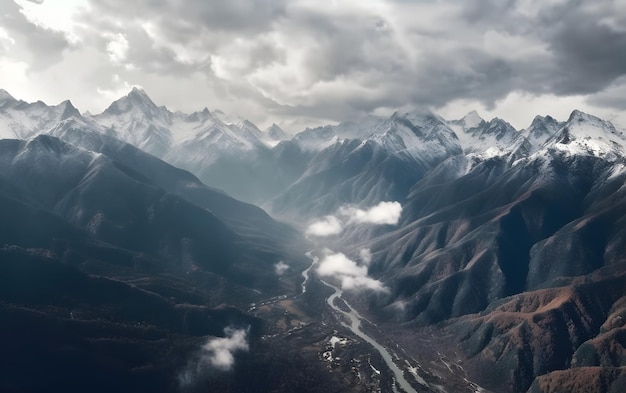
[2,88,626,393]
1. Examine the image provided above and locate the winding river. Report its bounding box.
[302,252,418,393]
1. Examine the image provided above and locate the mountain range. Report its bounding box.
[2,87,626,392]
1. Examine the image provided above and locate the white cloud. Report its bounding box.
[341,275,388,292]
[339,201,402,225]
[274,260,289,275]
[359,248,372,265]
[0,27,15,50]
[203,327,249,370]
[317,251,387,292]
[179,326,250,387]
[14,0,85,44]
[306,201,402,239]
[105,33,129,65]
[4,0,626,130]
[317,252,367,277]
[305,215,343,237]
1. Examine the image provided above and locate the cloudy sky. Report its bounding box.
[1,0,625,131]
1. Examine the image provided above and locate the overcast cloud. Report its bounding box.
[2,0,625,131]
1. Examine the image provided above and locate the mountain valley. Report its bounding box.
[2,88,626,393]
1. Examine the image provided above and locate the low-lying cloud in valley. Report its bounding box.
[274,260,289,275]
[306,201,402,291]
[179,326,250,387]
[306,201,402,238]
[305,215,344,237]
[317,249,388,293]
[339,201,402,225]
[359,248,372,265]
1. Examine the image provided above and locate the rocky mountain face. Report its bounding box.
[0,121,312,392]
[3,88,626,392]
[342,111,626,392]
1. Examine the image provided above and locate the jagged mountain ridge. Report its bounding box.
[0,88,81,140]
[335,111,626,392]
[4,88,626,393]
[3,88,626,230]
[3,88,624,163]
[3,88,625,215]
[92,87,278,159]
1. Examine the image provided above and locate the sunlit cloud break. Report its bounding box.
[305,201,402,238]
[317,250,388,293]
[179,326,250,387]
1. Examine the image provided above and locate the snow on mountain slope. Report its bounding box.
[448,111,485,149]
[91,88,273,159]
[291,115,392,152]
[334,115,388,139]
[265,123,289,146]
[0,89,15,105]
[163,114,270,170]
[292,125,340,151]
[291,110,461,166]
[91,87,174,156]
[369,110,462,165]
[449,112,529,158]
[521,115,563,153]
[167,108,212,142]
[459,110,484,129]
[0,89,81,140]
[4,88,626,205]
[542,110,626,160]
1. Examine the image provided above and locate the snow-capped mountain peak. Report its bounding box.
[101,87,161,118]
[481,118,517,138]
[266,123,289,141]
[130,86,149,98]
[377,110,461,164]
[460,110,484,129]
[521,115,562,153]
[542,110,626,158]
[59,100,81,120]
[567,109,614,128]
[0,89,16,104]
[0,94,87,140]
[528,115,559,134]
[448,114,526,157]
[92,88,171,155]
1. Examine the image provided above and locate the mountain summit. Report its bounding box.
[4,88,626,393]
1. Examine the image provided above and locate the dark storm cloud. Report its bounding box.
[411,0,626,112]
[73,0,626,118]
[459,0,519,24]
[5,0,624,126]
[89,0,287,34]
[588,77,626,110]
[1,1,70,69]
[75,0,290,82]
[547,11,626,94]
